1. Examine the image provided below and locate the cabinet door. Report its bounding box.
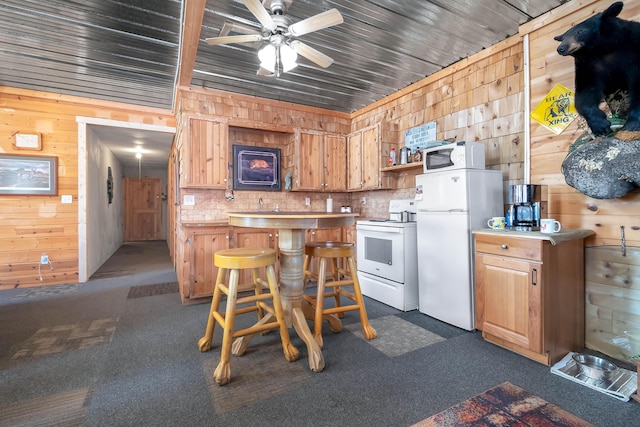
[232,227,276,291]
[324,134,347,191]
[347,131,363,190]
[476,253,542,353]
[361,124,380,190]
[188,227,230,299]
[182,117,228,189]
[295,130,324,190]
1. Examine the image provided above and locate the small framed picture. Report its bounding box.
[233,145,281,191]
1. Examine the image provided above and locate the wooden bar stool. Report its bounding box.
[302,241,376,348]
[198,247,298,385]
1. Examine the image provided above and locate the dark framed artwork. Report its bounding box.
[0,154,58,195]
[232,145,281,191]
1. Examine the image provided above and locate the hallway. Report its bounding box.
[89,241,174,280]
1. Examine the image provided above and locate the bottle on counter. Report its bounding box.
[389,147,396,166]
[326,194,333,212]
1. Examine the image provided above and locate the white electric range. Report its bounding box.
[355,199,418,311]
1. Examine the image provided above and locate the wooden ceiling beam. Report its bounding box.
[174,0,207,112]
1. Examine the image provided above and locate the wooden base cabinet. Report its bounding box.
[474,232,586,366]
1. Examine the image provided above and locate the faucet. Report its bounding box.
[258,197,263,211]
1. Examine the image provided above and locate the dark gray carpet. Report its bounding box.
[0,243,637,426]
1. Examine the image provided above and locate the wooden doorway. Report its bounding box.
[124,177,163,241]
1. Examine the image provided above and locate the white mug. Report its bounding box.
[487,216,506,229]
[540,218,561,233]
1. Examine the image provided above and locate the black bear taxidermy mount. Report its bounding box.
[554,1,640,139]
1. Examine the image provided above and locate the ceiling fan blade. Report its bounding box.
[288,9,343,36]
[290,40,334,68]
[243,0,277,32]
[206,34,263,45]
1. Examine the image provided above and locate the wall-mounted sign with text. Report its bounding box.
[530,84,578,135]
[404,121,436,152]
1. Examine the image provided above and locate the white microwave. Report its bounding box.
[422,141,485,173]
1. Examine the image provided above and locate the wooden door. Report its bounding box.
[182,117,228,189]
[476,253,542,353]
[324,134,347,191]
[347,131,363,191]
[124,177,163,241]
[361,124,380,190]
[295,130,323,190]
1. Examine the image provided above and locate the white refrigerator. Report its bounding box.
[415,169,503,330]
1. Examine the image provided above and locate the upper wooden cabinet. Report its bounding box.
[348,123,390,191]
[180,116,229,189]
[294,129,346,192]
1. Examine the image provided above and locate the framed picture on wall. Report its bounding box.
[0,154,58,195]
[232,145,281,191]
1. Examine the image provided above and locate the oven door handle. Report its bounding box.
[356,225,402,233]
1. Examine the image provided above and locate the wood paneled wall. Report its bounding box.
[522,0,640,248]
[0,87,175,288]
[521,0,640,356]
[173,87,353,225]
[351,35,526,217]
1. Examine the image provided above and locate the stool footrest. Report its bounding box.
[232,321,281,338]
[237,293,274,305]
[302,242,377,349]
[323,306,359,315]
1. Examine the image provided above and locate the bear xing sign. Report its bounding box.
[531,84,578,135]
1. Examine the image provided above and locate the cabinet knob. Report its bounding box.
[501,244,508,249]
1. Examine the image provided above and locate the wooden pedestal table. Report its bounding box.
[227,211,375,372]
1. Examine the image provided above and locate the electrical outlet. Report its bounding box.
[40,254,49,265]
[361,196,367,205]
[305,197,310,206]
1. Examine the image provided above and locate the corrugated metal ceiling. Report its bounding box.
[0,0,568,169]
[1,0,567,114]
[195,0,566,112]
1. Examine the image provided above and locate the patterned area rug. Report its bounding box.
[346,315,446,357]
[203,339,310,414]
[0,387,92,426]
[10,318,118,361]
[127,282,179,299]
[412,382,594,427]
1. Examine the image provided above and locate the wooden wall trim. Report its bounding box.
[0,86,174,117]
[177,85,351,120]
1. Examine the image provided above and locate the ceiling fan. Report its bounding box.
[206,0,343,77]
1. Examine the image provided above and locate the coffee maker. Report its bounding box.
[508,184,547,231]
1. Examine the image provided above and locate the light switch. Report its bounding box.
[61,195,73,204]
[183,195,195,206]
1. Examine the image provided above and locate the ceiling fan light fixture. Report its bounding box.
[258,43,276,73]
[280,43,298,72]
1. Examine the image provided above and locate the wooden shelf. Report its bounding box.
[381,161,423,172]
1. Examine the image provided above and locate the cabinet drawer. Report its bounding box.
[474,234,542,261]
